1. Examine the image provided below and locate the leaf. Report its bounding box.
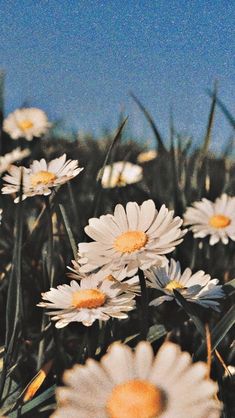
[223,278,235,296]
[0,171,24,399]
[196,305,235,358]
[8,385,56,417]
[59,203,77,259]
[191,84,217,195]
[173,290,205,336]
[130,92,167,154]
[96,117,128,183]
[147,324,167,343]
[201,83,217,158]
[207,89,235,129]
[93,118,127,217]
[23,360,53,402]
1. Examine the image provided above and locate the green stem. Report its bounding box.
[36,314,48,370]
[45,196,54,287]
[85,326,92,359]
[138,269,148,340]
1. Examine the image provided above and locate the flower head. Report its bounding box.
[137,149,157,164]
[184,194,235,245]
[38,276,136,328]
[3,107,51,140]
[100,161,143,188]
[51,341,221,418]
[79,199,186,278]
[0,147,30,175]
[146,258,224,311]
[2,154,83,202]
[67,260,141,294]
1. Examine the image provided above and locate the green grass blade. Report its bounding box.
[195,305,235,358]
[173,290,205,336]
[93,118,127,216]
[8,385,56,417]
[59,203,77,259]
[130,92,168,154]
[147,324,167,343]
[207,89,235,129]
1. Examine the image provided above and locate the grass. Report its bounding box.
[0,91,234,417]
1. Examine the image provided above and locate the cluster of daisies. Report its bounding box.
[37,197,227,329]
[2,106,234,417]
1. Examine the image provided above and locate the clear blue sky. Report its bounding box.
[0,0,234,150]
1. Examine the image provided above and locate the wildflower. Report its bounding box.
[3,107,51,140]
[137,149,157,163]
[146,258,224,311]
[67,259,140,294]
[51,341,221,418]
[0,147,30,175]
[79,199,186,278]
[184,194,235,245]
[2,154,83,202]
[38,276,136,328]
[100,161,143,188]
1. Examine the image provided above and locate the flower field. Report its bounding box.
[0,91,234,417]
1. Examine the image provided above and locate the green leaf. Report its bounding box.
[207,89,235,129]
[223,278,235,296]
[130,92,168,154]
[196,305,235,358]
[147,324,167,343]
[173,290,205,336]
[8,384,56,417]
[93,118,127,217]
[59,203,77,260]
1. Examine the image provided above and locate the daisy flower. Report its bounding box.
[3,107,51,141]
[0,147,30,175]
[37,276,136,328]
[51,341,221,418]
[184,194,235,245]
[100,161,143,188]
[2,154,83,202]
[137,149,157,164]
[146,258,224,311]
[78,199,187,278]
[67,260,141,295]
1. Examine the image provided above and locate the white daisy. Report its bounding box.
[146,258,224,311]
[51,341,221,418]
[2,154,83,202]
[0,147,30,175]
[100,161,143,188]
[37,276,136,328]
[78,200,187,278]
[137,149,157,164]
[3,107,51,141]
[184,194,235,245]
[67,260,141,295]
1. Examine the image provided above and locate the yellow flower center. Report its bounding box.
[106,379,165,418]
[116,174,126,187]
[17,119,34,132]
[104,275,116,281]
[165,280,184,292]
[71,289,106,309]
[30,171,56,186]
[209,214,231,229]
[114,231,148,253]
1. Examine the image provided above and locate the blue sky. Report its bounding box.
[0,0,234,150]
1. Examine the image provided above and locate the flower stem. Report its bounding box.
[45,196,54,287]
[138,269,148,340]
